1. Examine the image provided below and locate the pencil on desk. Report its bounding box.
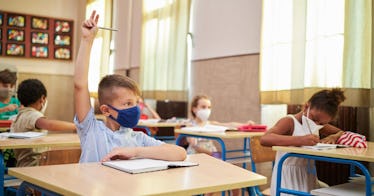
[98,26,119,31]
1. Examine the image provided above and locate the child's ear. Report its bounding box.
[100,105,111,116]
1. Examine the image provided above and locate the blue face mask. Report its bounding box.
[108,105,141,128]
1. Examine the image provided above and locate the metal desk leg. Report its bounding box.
[246,138,262,196]
[176,134,227,160]
[276,153,372,196]
[176,134,228,196]
[17,181,61,196]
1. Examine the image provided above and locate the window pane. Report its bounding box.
[88,38,103,92]
[305,36,343,87]
[144,0,172,13]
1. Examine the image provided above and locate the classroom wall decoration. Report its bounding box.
[0,10,73,60]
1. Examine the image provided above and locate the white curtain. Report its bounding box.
[260,0,371,105]
[261,0,346,91]
[140,0,191,101]
[86,0,112,93]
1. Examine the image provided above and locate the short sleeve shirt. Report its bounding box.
[11,107,45,132]
[74,108,164,163]
[10,107,47,167]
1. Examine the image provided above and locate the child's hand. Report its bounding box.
[320,131,344,144]
[320,136,336,144]
[246,120,255,125]
[5,104,18,112]
[300,134,320,146]
[81,10,99,40]
[101,147,138,162]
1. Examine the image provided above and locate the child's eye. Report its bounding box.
[125,102,136,107]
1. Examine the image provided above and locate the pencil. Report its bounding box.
[98,26,119,31]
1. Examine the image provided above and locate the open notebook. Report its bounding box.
[0,131,47,139]
[102,158,199,174]
[302,143,350,150]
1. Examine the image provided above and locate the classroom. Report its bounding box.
[0,0,373,195]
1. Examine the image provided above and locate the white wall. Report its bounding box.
[191,0,262,60]
[0,0,86,75]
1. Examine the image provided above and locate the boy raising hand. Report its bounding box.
[74,11,186,163]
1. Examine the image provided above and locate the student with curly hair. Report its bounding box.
[11,78,76,166]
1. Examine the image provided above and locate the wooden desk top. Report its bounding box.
[0,133,80,150]
[175,129,264,139]
[9,154,267,196]
[273,142,374,162]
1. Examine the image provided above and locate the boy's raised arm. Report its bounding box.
[74,11,99,122]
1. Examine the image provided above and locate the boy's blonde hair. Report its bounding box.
[98,74,140,105]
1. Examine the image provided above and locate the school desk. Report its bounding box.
[9,153,267,196]
[273,143,374,196]
[175,129,264,161]
[175,129,266,195]
[0,133,80,196]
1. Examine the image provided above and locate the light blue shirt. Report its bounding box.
[74,108,164,163]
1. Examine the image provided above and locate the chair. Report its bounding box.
[133,126,152,136]
[39,148,81,166]
[3,148,81,195]
[247,135,276,196]
[4,149,82,195]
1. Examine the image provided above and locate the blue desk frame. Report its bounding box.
[176,133,261,196]
[276,153,373,196]
[176,134,251,163]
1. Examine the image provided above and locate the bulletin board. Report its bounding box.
[0,10,73,60]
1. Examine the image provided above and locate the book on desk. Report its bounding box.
[302,143,350,150]
[102,158,199,174]
[181,124,267,133]
[0,131,47,139]
[181,124,229,133]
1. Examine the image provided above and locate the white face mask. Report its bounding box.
[196,109,211,122]
[302,107,323,136]
[40,100,48,114]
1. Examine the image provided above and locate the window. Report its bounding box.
[141,0,191,100]
[86,0,112,92]
[260,0,345,91]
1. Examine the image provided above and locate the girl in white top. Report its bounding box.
[186,95,255,155]
[260,88,346,195]
[186,95,255,196]
[186,95,217,155]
